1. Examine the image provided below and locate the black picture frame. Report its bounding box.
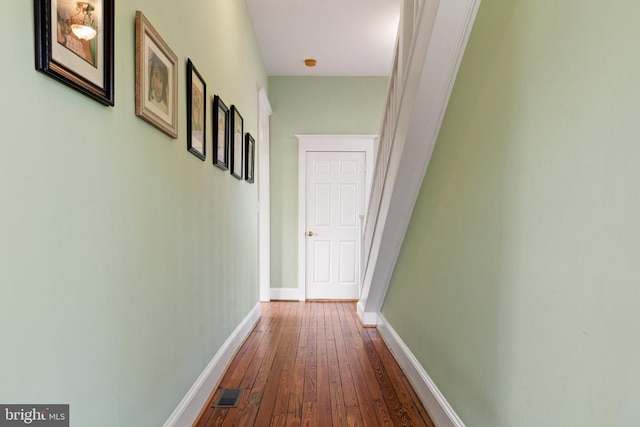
[34,0,115,106]
[230,105,244,180]
[245,133,255,183]
[212,95,229,170]
[186,59,206,161]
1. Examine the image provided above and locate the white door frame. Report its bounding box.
[258,87,272,302]
[297,135,376,301]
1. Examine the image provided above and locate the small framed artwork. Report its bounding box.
[34,0,115,106]
[187,59,206,160]
[229,106,244,180]
[135,11,178,138]
[245,133,255,183]
[212,95,229,170]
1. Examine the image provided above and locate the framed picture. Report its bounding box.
[230,106,244,180]
[245,133,255,183]
[135,11,178,138]
[212,95,229,170]
[187,59,206,161]
[34,0,115,106]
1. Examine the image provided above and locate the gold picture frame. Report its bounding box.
[134,11,178,138]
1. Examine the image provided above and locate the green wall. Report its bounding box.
[382,0,640,425]
[268,76,388,290]
[0,1,265,426]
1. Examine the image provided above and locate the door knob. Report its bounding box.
[307,231,314,237]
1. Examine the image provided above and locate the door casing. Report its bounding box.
[258,87,272,302]
[297,135,376,301]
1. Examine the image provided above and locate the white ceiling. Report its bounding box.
[245,0,401,77]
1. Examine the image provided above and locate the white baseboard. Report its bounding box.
[270,287,303,301]
[377,314,465,427]
[357,301,378,326]
[163,303,261,427]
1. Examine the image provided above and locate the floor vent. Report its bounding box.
[213,388,242,408]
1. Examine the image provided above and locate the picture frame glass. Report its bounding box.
[144,39,173,122]
[217,105,227,164]
[51,0,104,87]
[190,75,204,155]
[231,107,243,179]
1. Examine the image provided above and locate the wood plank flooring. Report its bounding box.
[195,301,434,427]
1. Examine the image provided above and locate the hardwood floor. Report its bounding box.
[195,301,434,427]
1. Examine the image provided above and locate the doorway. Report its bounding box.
[297,135,375,300]
[258,88,272,302]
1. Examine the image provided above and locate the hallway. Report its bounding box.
[195,302,434,426]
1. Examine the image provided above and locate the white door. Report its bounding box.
[305,151,366,299]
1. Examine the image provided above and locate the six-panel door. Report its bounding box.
[305,151,365,299]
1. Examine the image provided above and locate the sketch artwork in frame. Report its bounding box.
[187,59,206,160]
[34,0,115,106]
[230,106,244,180]
[245,133,255,183]
[135,11,178,138]
[212,95,229,170]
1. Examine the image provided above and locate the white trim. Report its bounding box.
[377,314,465,427]
[270,287,303,301]
[163,303,261,427]
[356,301,378,326]
[359,0,482,317]
[258,87,273,302]
[297,135,376,301]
